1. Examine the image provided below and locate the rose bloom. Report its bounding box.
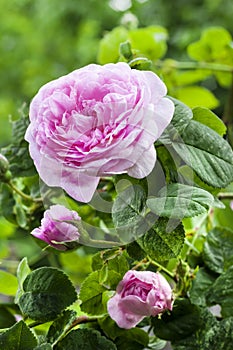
[25,63,174,202]
[31,204,80,251]
[107,270,173,329]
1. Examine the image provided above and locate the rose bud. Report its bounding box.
[31,204,80,251]
[25,62,174,203]
[107,270,173,329]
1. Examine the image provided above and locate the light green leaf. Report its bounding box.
[79,271,107,315]
[0,270,18,296]
[54,328,117,350]
[147,183,215,219]
[97,26,128,64]
[175,86,219,109]
[203,227,233,273]
[0,320,37,350]
[192,107,226,136]
[172,120,233,188]
[18,267,77,321]
[15,257,31,304]
[138,218,185,261]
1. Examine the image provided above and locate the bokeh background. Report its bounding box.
[1,0,233,146]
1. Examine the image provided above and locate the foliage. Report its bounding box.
[0,1,233,349]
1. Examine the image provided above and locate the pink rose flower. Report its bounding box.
[107,270,173,329]
[31,204,80,251]
[25,63,174,202]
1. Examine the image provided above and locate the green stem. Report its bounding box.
[155,59,233,73]
[8,181,42,203]
[218,192,233,200]
[87,238,122,248]
[147,257,175,279]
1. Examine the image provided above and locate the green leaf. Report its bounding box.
[97,26,128,64]
[112,184,149,242]
[192,107,226,136]
[99,316,149,349]
[129,25,168,60]
[34,345,53,350]
[207,266,233,317]
[138,218,185,261]
[46,310,77,345]
[0,320,37,350]
[175,86,219,109]
[0,306,16,328]
[15,257,31,303]
[79,271,107,315]
[152,299,201,341]
[203,227,233,273]
[159,97,193,144]
[147,183,215,219]
[189,268,217,306]
[0,183,17,224]
[54,328,117,350]
[172,120,233,188]
[18,267,77,321]
[0,270,18,296]
[1,114,36,177]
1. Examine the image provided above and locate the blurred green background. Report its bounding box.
[1,0,233,146]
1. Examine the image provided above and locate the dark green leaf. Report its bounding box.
[147,183,215,219]
[203,227,233,273]
[112,184,149,242]
[152,299,201,341]
[1,115,36,177]
[189,268,216,306]
[18,267,77,321]
[46,310,77,345]
[207,266,233,317]
[172,120,233,188]
[54,328,117,350]
[138,218,185,261]
[0,320,37,350]
[79,271,107,315]
[0,306,16,328]
[34,345,53,350]
[0,183,17,224]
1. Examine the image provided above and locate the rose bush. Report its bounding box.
[107,270,173,329]
[25,62,174,202]
[31,204,80,250]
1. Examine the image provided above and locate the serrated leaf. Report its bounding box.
[172,120,233,188]
[112,184,149,242]
[54,328,117,350]
[175,86,219,109]
[138,218,185,261]
[1,115,36,177]
[192,107,226,136]
[0,270,18,296]
[189,268,216,306]
[79,271,107,315]
[207,266,233,317]
[147,183,215,219]
[152,299,201,341]
[203,227,233,273]
[46,310,77,345]
[18,267,77,321]
[0,320,37,350]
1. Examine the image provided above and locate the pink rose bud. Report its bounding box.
[25,62,174,203]
[107,270,173,329]
[31,204,80,251]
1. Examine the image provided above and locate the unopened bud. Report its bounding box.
[0,154,11,182]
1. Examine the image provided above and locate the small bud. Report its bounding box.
[119,41,133,61]
[0,154,11,182]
